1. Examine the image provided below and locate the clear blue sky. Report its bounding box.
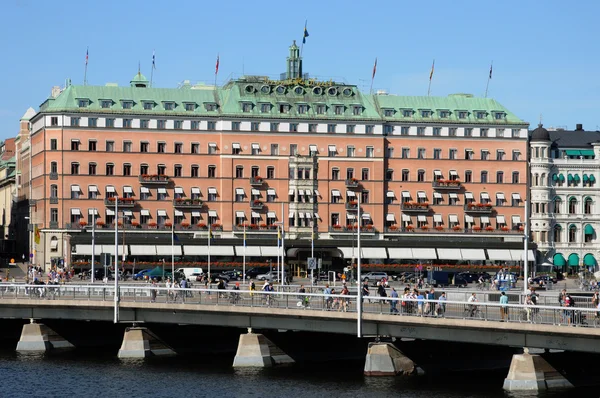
[1,0,599,138]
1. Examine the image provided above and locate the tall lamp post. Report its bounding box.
[356,193,362,338]
[113,199,119,324]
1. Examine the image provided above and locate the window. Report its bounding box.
[512,172,519,184]
[417,170,425,182]
[285,143,295,156]
[123,141,132,152]
[433,127,441,136]
[512,150,521,161]
[384,109,394,117]
[512,194,521,207]
[417,148,425,159]
[232,143,241,155]
[480,128,488,137]
[50,139,57,150]
[334,105,344,115]
[105,118,114,128]
[157,120,166,129]
[157,164,166,175]
[476,112,486,119]
[279,104,290,113]
[50,184,58,199]
[449,128,457,137]
[316,105,326,114]
[191,143,199,154]
[289,123,298,132]
[400,126,409,135]
[140,142,149,153]
[157,142,166,153]
[421,110,431,117]
[106,141,114,152]
[267,166,275,179]
[401,148,410,159]
[85,140,96,152]
[174,164,182,177]
[208,143,217,154]
[89,118,97,127]
[361,191,369,204]
[569,197,577,214]
[480,171,488,183]
[163,102,174,111]
[270,144,279,156]
[123,119,132,128]
[208,165,216,178]
[585,197,593,214]
[433,148,441,159]
[235,166,244,178]
[142,101,153,110]
[270,123,279,132]
[512,129,520,138]
[70,117,80,127]
[496,171,504,183]
[139,164,148,175]
[71,140,80,151]
[140,119,149,129]
[50,161,58,174]
[497,128,505,137]
[309,145,318,156]
[353,106,362,115]
[346,168,354,180]
[51,208,58,223]
[465,149,474,160]
[402,169,409,182]
[465,170,472,183]
[449,149,457,160]
[249,122,260,132]
[481,150,489,160]
[403,109,412,117]
[191,165,199,177]
[366,146,374,158]
[106,163,114,176]
[346,146,355,157]
[569,225,577,243]
[553,225,562,243]
[346,125,355,133]
[496,150,505,160]
[308,124,318,133]
[386,147,394,158]
[207,121,216,130]
[332,168,340,180]
[439,110,449,118]
[174,120,183,130]
[327,124,336,133]
[417,127,425,136]
[465,128,473,137]
[71,162,79,175]
[235,188,244,202]
[385,169,393,181]
[384,125,394,134]
[232,122,241,131]
[361,168,369,180]
[190,121,199,130]
[554,197,562,214]
[88,163,96,175]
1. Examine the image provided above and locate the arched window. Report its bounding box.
[481,171,488,183]
[553,225,562,243]
[569,197,577,214]
[331,167,339,180]
[235,166,244,178]
[534,173,539,186]
[541,173,546,186]
[50,184,58,198]
[568,224,577,243]
[585,197,593,214]
[140,163,149,175]
[584,224,595,243]
[496,171,504,183]
[50,161,58,174]
[554,197,562,214]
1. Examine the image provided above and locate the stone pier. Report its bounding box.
[503,349,573,391]
[16,320,74,352]
[232,329,294,367]
[117,327,176,358]
[364,342,416,376]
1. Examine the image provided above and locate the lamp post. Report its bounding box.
[113,198,119,324]
[24,216,31,269]
[91,212,96,283]
[356,193,362,338]
[273,221,284,285]
[523,199,529,295]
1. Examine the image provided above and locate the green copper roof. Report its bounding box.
[37,76,526,125]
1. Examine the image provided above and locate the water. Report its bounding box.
[0,349,589,398]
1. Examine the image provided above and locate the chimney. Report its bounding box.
[576,123,583,131]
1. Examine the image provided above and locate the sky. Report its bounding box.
[1,0,599,138]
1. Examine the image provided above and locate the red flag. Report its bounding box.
[372,58,377,80]
[215,55,220,75]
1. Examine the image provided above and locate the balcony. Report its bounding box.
[104,197,136,208]
[432,179,461,190]
[345,201,358,211]
[49,172,58,180]
[464,203,493,214]
[384,225,522,234]
[401,202,430,212]
[234,224,278,232]
[139,174,170,185]
[50,197,59,204]
[250,200,264,210]
[173,198,203,208]
[49,222,59,229]
[249,176,264,187]
[345,178,359,188]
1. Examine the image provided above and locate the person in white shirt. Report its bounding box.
[467,293,478,317]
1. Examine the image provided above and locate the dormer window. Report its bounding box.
[402,109,412,117]
[163,102,175,111]
[184,103,196,111]
[297,104,309,114]
[78,99,89,108]
[143,101,154,110]
[334,105,344,115]
[241,102,253,112]
[458,111,468,119]
[494,112,505,120]
[205,103,218,111]
[260,103,271,113]
[316,104,326,115]
[420,110,431,118]
[122,101,133,109]
[439,110,449,118]
[352,106,362,115]
[100,100,112,109]
[476,111,486,119]
[383,109,394,117]
[279,103,290,113]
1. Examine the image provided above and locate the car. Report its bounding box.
[133,269,152,281]
[223,270,244,281]
[257,270,281,281]
[361,272,389,285]
[245,268,270,279]
[531,275,557,285]
[458,272,481,284]
[93,268,113,280]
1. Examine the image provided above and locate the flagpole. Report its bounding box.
[357,193,362,337]
[370,58,377,95]
[84,47,88,86]
[281,202,285,285]
[485,61,493,98]
[214,54,219,89]
[427,59,435,96]
[150,50,155,88]
[301,20,308,57]
[276,225,280,282]
[243,223,246,285]
[171,213,175,283]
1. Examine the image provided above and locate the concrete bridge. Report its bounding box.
[1,283,597,391]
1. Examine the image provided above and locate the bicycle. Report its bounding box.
[229,292,241,305]
[476,282,489,291]
[261,294,278,307]
[519,308,542,324]
[464,305,484,320]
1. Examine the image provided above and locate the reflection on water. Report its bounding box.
[0,349,590,398]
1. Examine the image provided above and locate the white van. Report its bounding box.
[176,267,204,280]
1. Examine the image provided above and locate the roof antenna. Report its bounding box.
[539,113,543,127]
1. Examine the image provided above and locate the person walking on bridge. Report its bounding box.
[390,287,399,314]
[499,291,509,321]
[467,293,478,317]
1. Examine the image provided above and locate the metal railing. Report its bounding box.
[0,284,598,329]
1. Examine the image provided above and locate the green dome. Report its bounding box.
[131,72,149,87]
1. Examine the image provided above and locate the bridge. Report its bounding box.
[0,283,596,391]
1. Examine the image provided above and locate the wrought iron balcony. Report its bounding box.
[104,197,136,207]
[173,198,203,208]
[401,202,430,212]
[50,197,59,204]
[345,178,359,188]
[49,172,58,180]
[432,180,461,190]
[345,201,358,211]
[139,174,170,185]
[250,200,264,210]
[464,203,493,214]
[249,176,264,186]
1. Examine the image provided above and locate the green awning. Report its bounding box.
[559,174,565,181]
[583,174,589,181]
[581,149,595,157]
[553,253,566,267]
[568,253,580,267]
[574,174,581,182]
[584,254,597,267]
[567,174,574,181]
[565,150,581,156]
[591,175,596,182]
[552,174,558,181]
[585,224,594,235]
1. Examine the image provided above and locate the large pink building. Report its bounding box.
[19,42,531,273]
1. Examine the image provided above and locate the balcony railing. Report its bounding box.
[345,178,359,188]
[104,198,136,207]
[328,226,376,233]
[50,197,59,204]
[234,224,279,232]
[49,222,59,229]
[249,176,264,186]
[49,172,58,180]
[139,174,170,185]
[250,201,264,210]
[383,226,522,234]
[432,180,461,190]
[173,199,204,208]
[464,203,493,213]
[345,201,358,211]
[401,202,430,212]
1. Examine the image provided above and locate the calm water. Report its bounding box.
[0,349,588,398]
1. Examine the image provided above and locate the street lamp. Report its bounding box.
[24,216,31,268]
[356,193,362,338]
[273,221,284,285]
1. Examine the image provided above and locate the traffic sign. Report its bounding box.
[307,257,317,270]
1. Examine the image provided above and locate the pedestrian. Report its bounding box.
[499,291,508,321]
[150,279,157,303]
[436,292,447,317]
[362,280,370,303]
[249,279,255,297]
[426,288,435,316]
[467,293,478,317]
[390,287,399,314]
[340,285,349,312]
[416,290,424,316]
[324,284,332,310]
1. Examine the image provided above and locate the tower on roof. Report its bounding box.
[285,40,303,80]
[130,70,149,88]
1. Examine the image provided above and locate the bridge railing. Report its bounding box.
[0,284,598,329]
